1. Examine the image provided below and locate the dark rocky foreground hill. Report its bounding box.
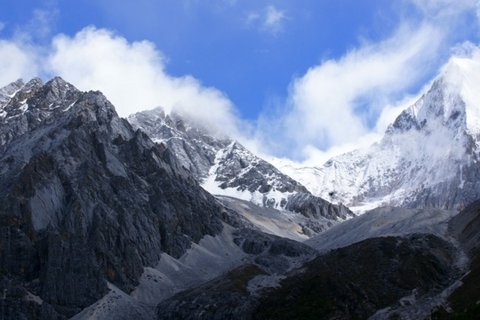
[155,234,460,320]
[155,202,480,320]
[432,200,480,318]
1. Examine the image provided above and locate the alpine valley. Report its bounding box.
[1,49,480,320]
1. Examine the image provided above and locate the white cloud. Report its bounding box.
[0,40,39,87]
[0,25,246,140]
[0,21,5,32]
[247,5,286,35]
[411,0,479,17]
[264,5,286,32]
[257,0,480,165]
[46,27,243,138]
[280,92,423,166]
[11,8,59,44]
[256,24,443,163]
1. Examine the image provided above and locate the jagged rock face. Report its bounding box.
[279,55,480,212]
[285,193,351,221]
[212,142,307,196]
[0,79,24,110]
[129,108,354,224]
[0,78,224,319]
[128,108,307,204]
[128,108,230,181]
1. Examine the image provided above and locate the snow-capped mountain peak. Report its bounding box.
[278,50,480,212]
[389,53,480,138]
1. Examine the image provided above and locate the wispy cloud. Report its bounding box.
[247,5,286,35]
[255,23,443,163]
[264,5,286,32]
[13,7,59,43]
[0,40,39,86]
[253,0,480,164]
[411,0,479,18]
[28,8,58,39]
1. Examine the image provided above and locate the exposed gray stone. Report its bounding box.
[0,78,225,319]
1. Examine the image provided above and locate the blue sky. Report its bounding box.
[1,0,409,120]
[0,0,479,162]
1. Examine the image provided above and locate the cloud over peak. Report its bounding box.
[48,27,243,137]
[254,23,443,163]
[0,26,244,140]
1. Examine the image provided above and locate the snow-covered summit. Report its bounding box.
[278,49,480,212]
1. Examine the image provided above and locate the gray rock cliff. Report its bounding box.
[0,78,224,319]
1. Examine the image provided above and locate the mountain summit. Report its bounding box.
[279,51,480,212]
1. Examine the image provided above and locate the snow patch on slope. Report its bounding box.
[202,143,294,209]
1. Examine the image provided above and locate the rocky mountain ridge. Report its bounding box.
[0,77,226,319]
[128,108,353,236]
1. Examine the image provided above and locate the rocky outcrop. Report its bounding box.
[285,193,352,221]
[128,107,229,181]
[0,78,224,319]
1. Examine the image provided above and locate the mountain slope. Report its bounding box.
[0,77,225,319]
[254,234,459,320]
[153,234,460,320]
[438,200,480,318]
[278,51,480,212]
[305,206,457,252]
